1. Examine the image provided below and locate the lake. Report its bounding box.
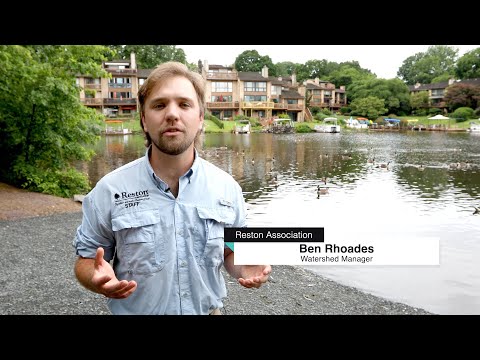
[81,130,480,315]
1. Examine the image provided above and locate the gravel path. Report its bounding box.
[0,210,434,315]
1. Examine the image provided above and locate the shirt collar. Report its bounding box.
[145,145,198,189]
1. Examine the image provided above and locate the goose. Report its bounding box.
[474,207,480,215]
[317,185,329,195]
[417,164,425,171]
[376,161,390,169]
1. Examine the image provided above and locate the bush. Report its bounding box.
[451,107,475,122]
[205,113,224,129]
[413,109,427,116]
[295,124,312,133]
[428,108,442,115]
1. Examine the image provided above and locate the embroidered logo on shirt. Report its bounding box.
[114,190,150,209]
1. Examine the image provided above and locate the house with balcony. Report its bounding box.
[408,78,480,112]
[202,61,306,122]
[297,78,347,115]
[77,54,346,123]
[77,53,139,118]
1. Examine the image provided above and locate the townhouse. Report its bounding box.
[408,78,480,112]
[77,53,347,122]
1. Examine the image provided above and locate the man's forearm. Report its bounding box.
[223,249,242,279]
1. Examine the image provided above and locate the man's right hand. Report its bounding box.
[93,247,137,299]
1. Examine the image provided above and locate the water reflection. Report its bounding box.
[81,131,480,314]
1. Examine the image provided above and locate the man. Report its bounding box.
[73,61,271,315]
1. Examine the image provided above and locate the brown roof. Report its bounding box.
[281,89,303,99]
[238,72,270,81]
[409,78,480,92]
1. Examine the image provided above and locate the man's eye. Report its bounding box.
[181,102,191,108]
[154,104,165,109]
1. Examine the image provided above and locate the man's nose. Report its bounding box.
[164,103,180,120]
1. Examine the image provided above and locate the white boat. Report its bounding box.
[468,121,480,132]
[234,119,251,134]
[345,116,368,129]
[314,117,341,133]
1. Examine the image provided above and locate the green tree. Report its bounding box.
[349,96,387,119]
[347,78,410,115]
[0,45,113,197]
[397,45,458,85]
[410,91,430,112]
[296,59,339,83]
[275,61,301,77]
[455,48,480,79]
[327,65,375,89]
[108,45,187,68]
[444,83,480,111]
[234,50,277,76]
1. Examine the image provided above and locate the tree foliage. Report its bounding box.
[234,50,277,76]
[346,78,410,115]
[444,83,480,111]
[0,45,113,197]
[349,96,387,119]
[397,45,458,85]
[108,45,187,68]
[455,48,480,80]
[410,91,430,110]
[275,61,301,77]
[327,64,375,89]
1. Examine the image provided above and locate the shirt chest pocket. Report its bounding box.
[195,205,236,266]
[112,210,165,275]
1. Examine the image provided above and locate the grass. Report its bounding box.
[107,115,476,134]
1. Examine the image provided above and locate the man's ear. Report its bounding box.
[141,114,147,132]
[198,113,204,130]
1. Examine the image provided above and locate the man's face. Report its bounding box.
[142,76,203,156]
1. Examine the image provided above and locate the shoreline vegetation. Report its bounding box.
[109,116,472,135]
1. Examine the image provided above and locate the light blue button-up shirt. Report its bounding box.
[74,147,246,315]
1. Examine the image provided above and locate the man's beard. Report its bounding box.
[150,130,194,156]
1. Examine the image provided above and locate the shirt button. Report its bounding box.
[177,229,184,236]
[181,261,187,267]
[182,292,188,297]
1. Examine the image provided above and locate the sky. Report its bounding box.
[178,45,479,80]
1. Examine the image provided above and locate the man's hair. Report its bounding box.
[137,61,206,147]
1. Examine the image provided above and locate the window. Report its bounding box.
[244,95,267,102]
[431,89,444,97]
[271,86,281,95]
[211,95,232,102]
[110,92,131,99]
[212,82,232,92]
[244,82,266,92]
[85,78,100,84]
